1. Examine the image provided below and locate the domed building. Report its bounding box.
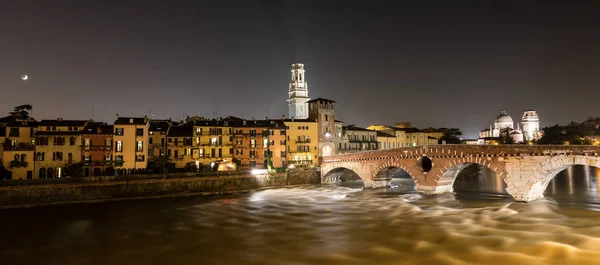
[494,111,514,130]
[479,110,540,144]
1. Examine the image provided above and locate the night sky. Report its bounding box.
[1,1,599,138]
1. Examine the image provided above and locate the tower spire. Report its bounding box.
[287,63,309,119]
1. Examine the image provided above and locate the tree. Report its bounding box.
[439,128,463,144]
[65,162,84,178]
[9,104,33,120]
[149,156,171,176]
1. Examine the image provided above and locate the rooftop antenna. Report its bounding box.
[91,104,94,120]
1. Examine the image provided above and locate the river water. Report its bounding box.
[1,166,600,265]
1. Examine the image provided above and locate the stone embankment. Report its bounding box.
[0,168,321,208]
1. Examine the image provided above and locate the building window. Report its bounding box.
[281,151,286,158]
[211,137,217,145]
[9,128,19,137]
[136,141,143,152]
[167,149,172,157]
[116,141,123,152]
[184,138,193,146]
[280,130,286,135]
[149,137,153,144]
[199,148,204,157]
[106,138,112,147]
[136,128,144,136]
[196,128,202,134]
[115,128,124,136]
[249,130,256,137]
[218,148,222,158]
[250,139,256,148]
[136,154,145,162]
[229,148,233,154]
[211,148,215,158]
[54,137,65,145]
[185,148,191,155]
[105,153,111,161]
[263,139,268,148]
[68,153,73,164]
[69,137,76,145]
[84,153,90,162]
[250,150,256,158]
[174,150,179,159]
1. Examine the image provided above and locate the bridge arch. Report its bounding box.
[322,167,363,185]
[517,155,600,202]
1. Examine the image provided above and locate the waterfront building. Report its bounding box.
[192,118,234,170]
[80,122,114,177]
[113,115,150,175]
[283,119,319,167]
[231,118,287,170]
[338,125,378,153]
[307,97,337,157]
[148,120,172,160]
[367,123,442,148]
[35,119,88,178]
[287,63,309,119]
[1,118,37,179]
[166,125,195,170]
[376,131,397,150]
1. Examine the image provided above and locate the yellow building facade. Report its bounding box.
[284,119,319,167]
[1,120,37,179]
[35,119,88,178]
[192,119,234,170]
[113,115,149,175]
[166,125,196,170]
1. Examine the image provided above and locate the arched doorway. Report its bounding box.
[39,168,46,179]
[47,167,54,178]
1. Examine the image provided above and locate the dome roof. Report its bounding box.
[495,110,513,123]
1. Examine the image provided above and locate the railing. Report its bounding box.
[9,161,29,168]
[296,139,311,143]
[287,160,313,165]
[82,145,113,151]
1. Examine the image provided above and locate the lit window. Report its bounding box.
[116,141,123,152]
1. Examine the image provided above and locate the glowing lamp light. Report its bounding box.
[325,132,332,137]
[251,169,268,175]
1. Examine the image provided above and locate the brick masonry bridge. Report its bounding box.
[321,145,600,202]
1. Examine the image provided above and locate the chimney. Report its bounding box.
[281,115,285,121]
[265,116,268,120]
[129,118,134,124]
[57,117,63,121]
[116,114,119,120]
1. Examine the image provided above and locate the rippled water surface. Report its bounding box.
[1,167,600,265]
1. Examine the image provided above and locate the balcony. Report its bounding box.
[82,145,113,151]
[287,160,312,165]
[9,160,29,168]
[113,161,124,167]
[348,140,378,143]
[296,139,311,143]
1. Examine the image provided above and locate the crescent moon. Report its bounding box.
[21,74,28,81]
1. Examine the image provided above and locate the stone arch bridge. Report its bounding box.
[321,145,600,202]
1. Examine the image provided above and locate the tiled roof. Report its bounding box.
[344,125,375,132]
[307,97,336,103]
[35,131,81,136]
[376,131,395,137]
[114,117,148,125]
[149,121,171,132]
[82,123,114,134]
[39,119,87,127]
[167,126,193,137]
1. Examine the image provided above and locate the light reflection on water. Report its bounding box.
[0,166,599,265]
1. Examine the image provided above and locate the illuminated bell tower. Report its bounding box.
[287,63,309,119]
